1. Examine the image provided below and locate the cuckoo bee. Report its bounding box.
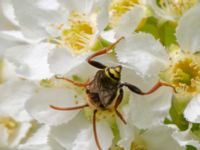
[50,37,175,150]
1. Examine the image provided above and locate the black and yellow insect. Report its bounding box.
[50,37,174,150]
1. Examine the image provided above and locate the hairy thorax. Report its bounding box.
[86,70,120,110]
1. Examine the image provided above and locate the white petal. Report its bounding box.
[58,0,94,14]
[173,125,200,149]
[12,0,65,40]
[95,0,109,32]
[2,59,18,82]
[0,125,8,147]
[48,48,89,75]
[142,125,183,150]
[121,66,159,90]
[19,125,51,150]
[1,0,19,27]
[72,122,113,150]
[147,0,175,20]
[129,86,173,128]
[25,87,84,126]
[176,4,200,52]
[117,119,138,150]
[0,0,18,30]
[5,43,54,80]
[116,33,168,77]
[115,5,145,37]
[0,31,26,58]
[50,50,116,79]
[48,138,65,150]
[101,30,116,43]
[11,122,31,147]
[52,114,113,150]
[51,113,90,149]
[0,80,35,120]
[184,94,200,123]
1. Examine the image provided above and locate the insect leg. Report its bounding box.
[120,81,176,95]
[49,104,89,111]
[140,81,176,95]
[87,37,124,69]
[55,75,91,88]
[93,110,102,150]
[114,88,127,125]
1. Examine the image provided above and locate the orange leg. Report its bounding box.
[93,110,102,150]
[114,89,127,125]
[141,81,177,95]
[50,104,88,111]
[121,81,176,95]
[87,37,124,69]
[55,75,91,88]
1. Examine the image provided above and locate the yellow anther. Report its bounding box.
[158,0,198,17]
[168,53,200,94]
[49,12,95,54]
[0,117,18,137]
[109,0,139,27]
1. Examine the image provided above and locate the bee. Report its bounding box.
[50,37,175,150]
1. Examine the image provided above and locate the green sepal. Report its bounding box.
[169,96,189,131]
[91,37,111,52]
[136,16,177,48]
[186,145,198,150]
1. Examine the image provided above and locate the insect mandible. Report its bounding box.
[50,37,175,150]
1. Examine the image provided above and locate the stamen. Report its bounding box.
[168,53,200,93]
[109,0,139,27]
[131,140,147,150]
[0,117,18,138]
[49,12,95,54]
[157,0,198,17]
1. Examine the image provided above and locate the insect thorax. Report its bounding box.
[86,70,120,109]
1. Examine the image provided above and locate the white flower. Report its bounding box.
[5,42,55,80]
[127,85,173,128]
[25,61,114,150]
[0,80,33,149]
[173,124,200,149]
[184,94,200,123]
[0,61,58,149]
[108,0,145,29]
[117,119,183,150]
[147,0,199,20]
[2,0,111,80]
[115,3,200,124]
[51,113,113,150]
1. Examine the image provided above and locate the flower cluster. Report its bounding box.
[1,0,200,149]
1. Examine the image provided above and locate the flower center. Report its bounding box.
[169,53,200,93]
[131,140,147,150]
[50,12,95,54]
[0,117,18,138]
[157,0,197,17]
[83,107,115,122]
[109,0,139,27]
